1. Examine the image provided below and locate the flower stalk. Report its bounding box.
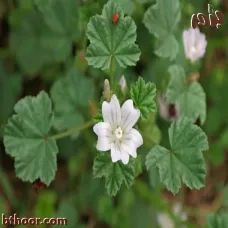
[48,120,94,140]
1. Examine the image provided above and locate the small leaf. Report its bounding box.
[105,163,124,196]
[145,117,209,194]
[4,91,58,185]
[50,68,94,139]
[93,153,135,196]
[130,77,156,120]
[93,153,111,178]
[166,65,206,124]
[85,1,141,70]
[143,0,181,60]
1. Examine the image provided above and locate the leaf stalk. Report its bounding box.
[48,120,94,140]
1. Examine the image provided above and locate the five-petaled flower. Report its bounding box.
[93,94,143,165]
[182,27,207,63]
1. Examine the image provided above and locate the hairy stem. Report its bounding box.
[110,56,116,92]
[48,120,94,140]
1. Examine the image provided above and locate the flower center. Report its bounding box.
[190,46,197,54]
[114,127,123,139]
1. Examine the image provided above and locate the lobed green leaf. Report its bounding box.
[85,1,141,70]
[143,0,181,60]
[166,65,206,124]
[145,117,209,194]
[93,153,135,196]
[130,77,156,120]
[4,91,58,185]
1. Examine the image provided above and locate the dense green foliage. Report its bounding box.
[0,0,227,227]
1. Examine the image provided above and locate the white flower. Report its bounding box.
[93,94,143,165]
[182,27,207,63]
[119,75,127,93]
[157,203,187,228]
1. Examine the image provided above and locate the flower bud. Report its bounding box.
[119,75,127,93]
[103,79,111,102]
[190,72,200,82]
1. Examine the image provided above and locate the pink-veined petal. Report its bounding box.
[121,140,137,158]
[128,128,143,148]
[93,122,112,137]
[96,136,111,151]
[120,151,130,165]
[102,94,121,128]
[110,143,121,162]
[121,100,140,131]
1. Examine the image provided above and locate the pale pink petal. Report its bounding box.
[124,128,143,149]
[93,122,112,137]
[102,94,121,127]
[121,100,140,131]
[111,143,121,162]
[120,151,130,165]
[96,136,111,151]
[121,140,137,158]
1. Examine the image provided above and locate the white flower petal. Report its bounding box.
[96,136,111,151]
[111,143,121,162]
[102,94,121,127]
[93,122,111,137]
[121,128,143,158]
[121,141,137,158]
[120,151,130,165]
[121,100,140,131]
[129,128,143,148]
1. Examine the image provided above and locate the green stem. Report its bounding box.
[48,120,94,140]
[110,56,116,93]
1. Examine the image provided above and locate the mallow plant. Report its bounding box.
[3,0,208,199]
[2,0,227,226]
